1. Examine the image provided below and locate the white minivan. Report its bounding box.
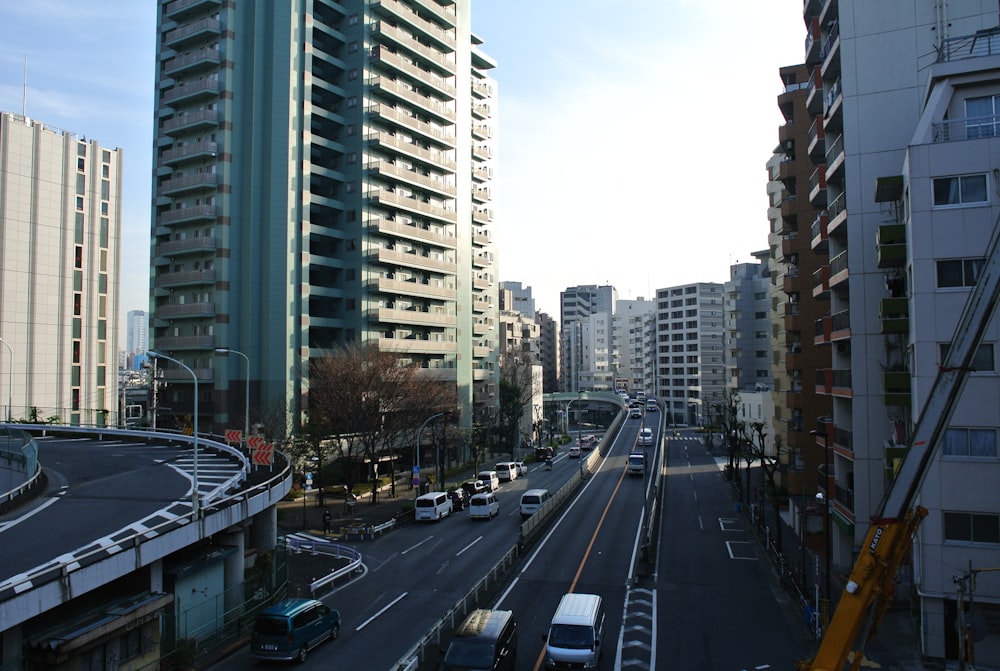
[542,593,604,670]
[468,492,500,520]
[477,470,500,492]
[520,489,550,519]
[415,491,452,521]
[494,462,518,482]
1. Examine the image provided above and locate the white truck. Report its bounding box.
[627,451,645,476]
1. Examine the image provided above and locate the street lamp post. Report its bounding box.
[148,351,199,516]
[215,348,250,449]
[0,337,12,422]
[415,412,444,493]
[810,426,832,612]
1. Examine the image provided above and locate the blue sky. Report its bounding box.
[0,1,805,326]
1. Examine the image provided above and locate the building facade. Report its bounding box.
[724,251,772,393]
[558,284,616,392]
[612,298,656,394]
[653,282,724,426]
[802,1,1000,661]
[126,309,148,358]
[150,0,497,436]
[0,112,122,425]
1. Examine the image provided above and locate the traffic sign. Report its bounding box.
[225,429,242,443]
[248,435,265,450]
[252,443,274,465]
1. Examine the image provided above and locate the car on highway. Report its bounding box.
[646,402,658,412]
[568,446,581,458]
[250,598,340,663]
[639,428,653,446]
[447,487,466,511]
[461,479,487,498]
[629,407,642,419]
[514,461,527,477]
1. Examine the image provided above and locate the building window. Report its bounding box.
[933,174,988,207]
[937,258,984,288]
[76,196,84,210]
[77,157,85,171]
[965,95,1000,138]
[944,511,1000,544]
[939,343,994,371]
[942,428,997,458]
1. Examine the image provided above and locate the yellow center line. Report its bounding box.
[532,461,629,671]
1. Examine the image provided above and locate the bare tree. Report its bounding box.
[497,346,535,459]
[303,344,457,504]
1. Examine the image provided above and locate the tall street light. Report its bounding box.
[415,412,444,493]
[148,351,199,516]
[0,337,12,422]
[810,425,832,611]
[215,348,250,450]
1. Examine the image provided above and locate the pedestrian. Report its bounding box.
[322,509,331,535]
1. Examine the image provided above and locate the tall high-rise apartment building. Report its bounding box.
[653,282,724,426]
[559,284,617,391]
[151,0,497,435]
[612,298,655,394]
[0,112,122,425]
[126,309,148,357]
[768,63,833,502]
[724,251,772,392]
[535,311,559,394]
[803,1,1000,661]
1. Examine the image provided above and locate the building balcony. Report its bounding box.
[783,302,801,331]
[368,160,456,198]
[160,140,218,166]
[816,368,852,397]
[371,21,457,76]
[158,204,217,226]
[371,45,456,100]
[809,165,827,207]
[154,302,216,320]
[829,250,849,289]
[805,16,823,66]
[158,172,218,196]
[154,235,217,259]
[368,189,457,225]
[826,192,847,237]
[370,277,457,301]
[932,114,1000,142]
[164,0,221,20]
[472,251,493,268]
[830,309,850,341]
[806,66,824,115]
[877,223,907,268]
[472,79,493,99]
[473,319,492,335]
[473,227,491,246]
[154,269,216,288]
[472,102,491,119]
[782,270,801,294]
[161,109,219,137]
[880,297,909,334]
[410,0,457,28]
[368,76,455,124]
[810,211,829,252]
[161,79,220,106]
[371,307,457,328]
[814,314,831,346]
[371,246,457,274]
[780,234,798,258]
[882,370,911,407]
[164,17,222,49]
[472,186,490,203]
[162,48,221,78]
[371,0,457,52]
[472,123,491,141]
[367,102,455,149]
[812,264,830,298]
[472,165,492,183]
[473,208,493,224]
[152,335,216,351]
[472,143,493,161]
[824,78,843,130]
[366,216,457,249]
[377,336,458,355]
[937,27,1000,63]
[821,20,841,78]
[807,117,825,162]
[825,132,845,183]
[366,130,456,170]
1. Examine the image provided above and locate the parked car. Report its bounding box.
[250,598,340,663]
[514,461,527,477]
[447,487,466,511]
[568,446,581,458]
[462,480,488,498]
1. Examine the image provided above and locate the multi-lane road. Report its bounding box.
[212,415,811,670]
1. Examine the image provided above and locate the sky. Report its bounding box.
[0,1,806,328]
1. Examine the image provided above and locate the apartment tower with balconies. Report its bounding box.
[151,0,497,435]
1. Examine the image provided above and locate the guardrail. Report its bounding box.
[0,425,290,603]
[286,537,364,594]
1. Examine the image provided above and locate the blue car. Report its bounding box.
[251,598,341,663]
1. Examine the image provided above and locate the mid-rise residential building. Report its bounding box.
[612,298,656,394]
[803,1,1000,661]
[653,282,724,426]
[559,284,616,391]
[535,311,559,394]
[724,251,772,392]
[150,0,497,436]
[0,112,122,425]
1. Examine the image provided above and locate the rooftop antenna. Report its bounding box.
[22,54,27,118]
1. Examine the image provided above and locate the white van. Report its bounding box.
[520,489,550,519]
[477,470,500,492]
[494,462,518,482]
[415,491,452,521]
[542,593,604,670]
[627,451,645,476]
[468,492,499,520]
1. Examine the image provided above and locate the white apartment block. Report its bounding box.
[613,298,656,394]
[0,112,122,425]
[653,282,724,426]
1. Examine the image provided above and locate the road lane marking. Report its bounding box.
[355,591,407,631]
[400,535,434,555]
[456,535,482,557]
